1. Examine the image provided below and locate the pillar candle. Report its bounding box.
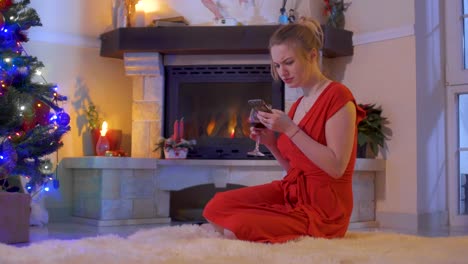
[134,1,146,27]
[179,118,184,140]
[173,120,179,141]
[134,10,145,27]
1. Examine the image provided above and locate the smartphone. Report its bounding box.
[248,99,272,113]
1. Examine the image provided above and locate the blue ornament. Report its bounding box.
[57,112,70,126]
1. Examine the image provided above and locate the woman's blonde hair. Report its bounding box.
[269,17,324,80]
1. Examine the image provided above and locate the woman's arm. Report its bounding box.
[258,101,356,178]
[287,102,356,178]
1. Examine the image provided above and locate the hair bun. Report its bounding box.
[298,17,324,49]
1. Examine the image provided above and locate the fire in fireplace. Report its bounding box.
[164,64,284,159]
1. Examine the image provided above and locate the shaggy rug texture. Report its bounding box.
[0,225,467,264]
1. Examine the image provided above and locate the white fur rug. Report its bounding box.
[0,225,467,264]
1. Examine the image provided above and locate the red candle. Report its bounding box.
[173,120,179,141]
[179,118,184,140]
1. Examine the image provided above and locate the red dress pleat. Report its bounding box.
[203,82,366,243]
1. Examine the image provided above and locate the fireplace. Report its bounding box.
[164,64,284,159]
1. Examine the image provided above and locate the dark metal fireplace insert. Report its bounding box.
[164,64,284,159]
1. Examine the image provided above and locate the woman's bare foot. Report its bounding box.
[200,223,216,233]
[223,229,237,239]
[200,223,237,239]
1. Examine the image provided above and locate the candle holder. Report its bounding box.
[91,129,122,155]
[125,0,139,27]
[95,135,110,156]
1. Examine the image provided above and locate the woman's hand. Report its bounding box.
[250,127,276,148]
[256,109,298,135]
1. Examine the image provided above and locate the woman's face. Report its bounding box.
[270,44,312,88]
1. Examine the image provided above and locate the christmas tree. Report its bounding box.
[0,0,70,193]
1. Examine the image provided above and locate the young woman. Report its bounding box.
[203,17,365,243]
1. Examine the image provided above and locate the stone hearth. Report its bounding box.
[63,157,385,227]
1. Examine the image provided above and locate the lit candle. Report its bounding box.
[100,121,108,137]
[134,1,146,27]
[230,128,235,138]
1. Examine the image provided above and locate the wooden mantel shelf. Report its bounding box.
[100,25,353,59]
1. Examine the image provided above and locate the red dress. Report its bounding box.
[203,82,366,243]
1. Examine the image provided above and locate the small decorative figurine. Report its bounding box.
[288,8,296,23]
[278,0,289,25]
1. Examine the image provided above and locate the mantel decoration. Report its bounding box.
[323,0,352,29]
[85,104,124,156]
[278,0,289,25]
[154,118,196,159]
[357,103,391,158]
[202,0,266,26]
[112,0,140,28]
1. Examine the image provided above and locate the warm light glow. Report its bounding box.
[100,121,108,137]
[135,1,145,12]
[230,128,235,139]
[37,103,41,107]
[137,0,159,12]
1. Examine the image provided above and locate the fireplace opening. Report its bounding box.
[170,184,244,222]
[164,64,284,159]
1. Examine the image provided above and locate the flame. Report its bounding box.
[100,121,108,136]
[137,0,160,12]
[228,113,237,138]
[206,119,216,136]
[135,1,144,12]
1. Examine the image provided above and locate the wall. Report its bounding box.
[344,1,419,228]
[343,0,447,229]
